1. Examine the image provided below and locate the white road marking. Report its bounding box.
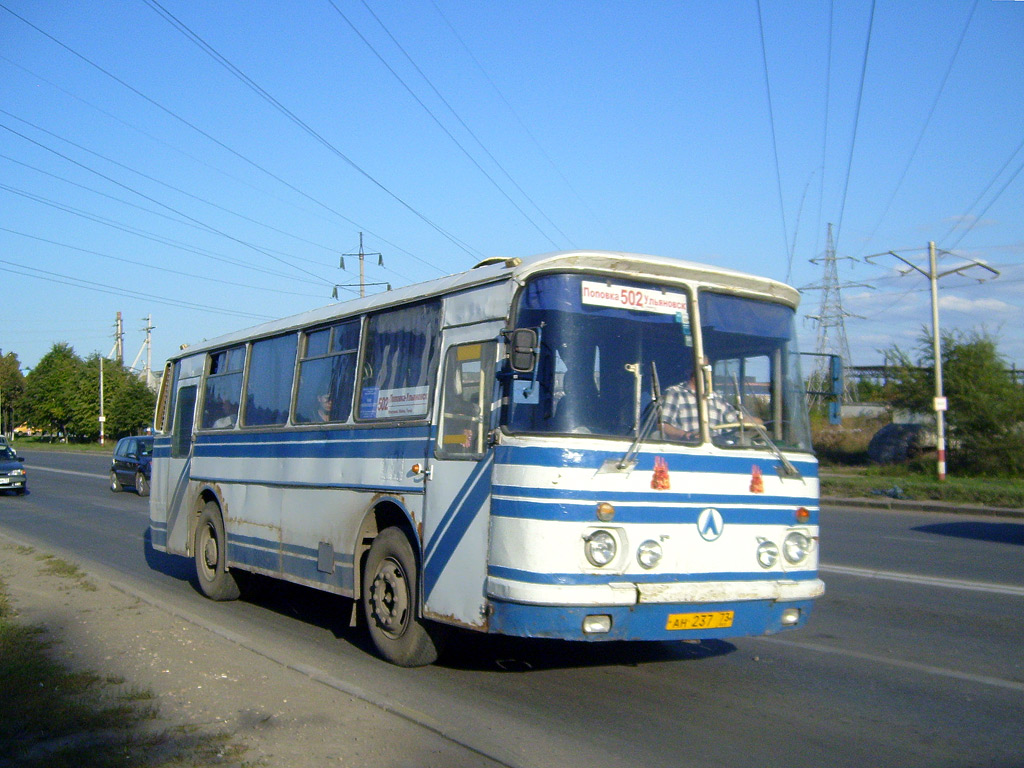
[820,564,1024,597]
[759,635,1024,694]
[26,466,107,480]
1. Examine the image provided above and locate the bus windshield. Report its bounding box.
[506,273,811,452]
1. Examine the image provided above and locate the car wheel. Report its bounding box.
[135,471,150,497]
[110,470,122,492]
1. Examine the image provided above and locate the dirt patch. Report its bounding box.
[0,536,498,767]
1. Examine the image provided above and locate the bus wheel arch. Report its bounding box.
[193,498,241,601]
[353,500,417,598]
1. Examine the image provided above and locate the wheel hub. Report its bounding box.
[203,532,219,570]
[369,558,409,638]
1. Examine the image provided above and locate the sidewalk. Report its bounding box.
[0,535,503,768]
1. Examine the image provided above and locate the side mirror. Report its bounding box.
[507,328,538,373]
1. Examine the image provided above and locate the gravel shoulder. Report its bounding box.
[0,533,500,768]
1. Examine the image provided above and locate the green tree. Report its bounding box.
[22,343,85,440]
[0,350,25,437]
[76,355,156,441]
[884,329,1024,476]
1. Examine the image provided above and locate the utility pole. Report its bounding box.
[99,356,106,446]
[868,242,999,481]
[129,315,156,389]
[335,233,390,299]
[115,312,124,365]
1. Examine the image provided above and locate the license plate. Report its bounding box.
[666,610,734,631]
[0,477,9,485]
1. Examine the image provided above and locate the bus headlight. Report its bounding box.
[636,540,663,569]
[756,539,779,569]
[783,531,812,564]
[584,530,617,567]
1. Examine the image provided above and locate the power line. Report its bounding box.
[755,0,791,277]
[1,121,336,285]
[0,2,443,279]
[142,0,484,264]
[426,0,616,244]
[853,0,979,258]
[940,137,1024,250]
[0,182,326,286]
[0,109,352,276]
[323,0,560,251]
[1,226,325,299]
[0,259,272,321]
[357,0,574,249]
[813,0,834,265]
[834,0,877,251]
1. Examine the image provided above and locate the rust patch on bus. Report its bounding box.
[425,610,488,632]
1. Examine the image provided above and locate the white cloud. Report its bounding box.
[939,295,1017,315]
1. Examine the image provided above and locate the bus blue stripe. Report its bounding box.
[492,483,814,507]
[490,498,817,525]
[494,444,818,477]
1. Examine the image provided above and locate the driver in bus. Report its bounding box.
[660,359,758,441]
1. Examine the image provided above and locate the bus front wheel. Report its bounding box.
[362,527,442,667]
[194,502,241,601]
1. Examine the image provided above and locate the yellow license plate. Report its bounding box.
[666,610,734,631]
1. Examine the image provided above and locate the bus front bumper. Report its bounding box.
[484,577,824,641]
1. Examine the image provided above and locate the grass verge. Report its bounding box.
[821,465,1024,509]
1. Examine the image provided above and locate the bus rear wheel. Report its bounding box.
[194,502,240,601]
[362,527,442,667]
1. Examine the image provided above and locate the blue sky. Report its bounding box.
[2,0,1023,377]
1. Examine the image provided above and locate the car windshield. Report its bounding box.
[1,447,17,461]
[505,273,811,452]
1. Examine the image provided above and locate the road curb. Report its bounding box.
[822,495,1024,519]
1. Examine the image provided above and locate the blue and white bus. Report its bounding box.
[149,250,823,666]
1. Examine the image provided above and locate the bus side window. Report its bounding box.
[294,320,359,424]
[358,302,441,421]
[438,342,496,458]
[201,346,246,429]
[243,334,298,427]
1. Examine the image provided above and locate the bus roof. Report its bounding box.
[169,250,799,361]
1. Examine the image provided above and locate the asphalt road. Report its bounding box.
[2,449,1023,768]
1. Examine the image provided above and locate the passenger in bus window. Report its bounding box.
[317,393,333,421]
[210,399,236,429]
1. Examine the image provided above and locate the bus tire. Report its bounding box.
[194,502,241,601]
[362,527,441,667]
[135,471,150,497]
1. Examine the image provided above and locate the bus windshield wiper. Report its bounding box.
[722,403,803,481]
[608,362,662,471]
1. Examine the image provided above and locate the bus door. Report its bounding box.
[153,354,203,555]
[420,331,499,629]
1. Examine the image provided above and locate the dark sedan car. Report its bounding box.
[110,436,153,497]
[0,446,27,495]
